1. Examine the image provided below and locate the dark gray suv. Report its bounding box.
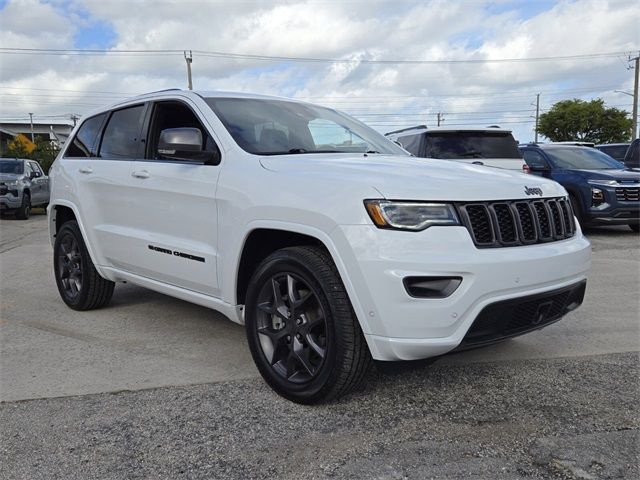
[0,158,50,219]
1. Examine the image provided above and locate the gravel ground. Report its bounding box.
[1,352,638,480]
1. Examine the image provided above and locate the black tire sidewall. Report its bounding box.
[16,193,30,220]
[245,250,345,402]
[53,221,93,309]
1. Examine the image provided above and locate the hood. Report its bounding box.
[0,173,22,182]
[575,169,640,183]
[259,154,565,201]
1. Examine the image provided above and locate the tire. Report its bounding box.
[569,194,584,228]
[15,193,31,220]
[53,220,115,311]
[245,246,372,404]
[630,224,639,233]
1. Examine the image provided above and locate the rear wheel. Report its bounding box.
[15,193,30,220]
[53,221,115,310]
[630,224,639,233]
[245,246,372,404]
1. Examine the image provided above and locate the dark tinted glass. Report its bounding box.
[545,147,626,170]
[100,105,145,158]
[424,132,521,159]
[65,114,106,158]
[522,150,549,169]
[0,160,23,174]
[205,97,405,156]
[624,139,639,167]
[396,133,422,155]
[596,145,629,161]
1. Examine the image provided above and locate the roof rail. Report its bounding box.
[134,88,182,97]
[385,125,427,136]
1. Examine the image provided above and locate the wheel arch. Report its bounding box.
[233,223,373,337]
[48,201,102,270]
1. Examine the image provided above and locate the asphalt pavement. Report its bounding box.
[0,213,638,479]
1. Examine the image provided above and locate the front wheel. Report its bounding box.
[53,220,115,310]
[15,193,30,220]
[245,246,372,404]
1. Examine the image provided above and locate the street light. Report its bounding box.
[614,90,634,97]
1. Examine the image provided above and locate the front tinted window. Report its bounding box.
[65,114,106,158]
[205,97,406,156]
[545,147,626,170]
[424,132,521,159]
[99,105,145,159]
[0,160,24,174]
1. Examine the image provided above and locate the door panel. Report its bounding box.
[123,161,220,296]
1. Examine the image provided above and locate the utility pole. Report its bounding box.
[630,53,639,140]
[184,50,193,90]
[534,93,540,143]
[28,113,34,142]
[437,112,444,126]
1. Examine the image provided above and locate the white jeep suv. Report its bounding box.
[48,89,591,403]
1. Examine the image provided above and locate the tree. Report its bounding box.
[537,99,632,144]
[5,135,60,174]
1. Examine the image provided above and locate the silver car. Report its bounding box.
[0,158,50,219]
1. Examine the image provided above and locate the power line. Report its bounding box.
[0,47,634,64]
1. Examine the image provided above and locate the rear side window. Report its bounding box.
[424,132,521,159]
[396,134,423,155]
[99,105,146,159]
[522,150,549,169]
[65,113,106,158]
[597,145,628,161]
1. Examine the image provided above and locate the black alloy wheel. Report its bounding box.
[245,246,372,404]
[57,233,83,300]
[53,220,115,310]
[255,272,328,383]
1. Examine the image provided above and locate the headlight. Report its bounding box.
[587,179,617,186]
[3,180,18,186]
[364,200,459,231]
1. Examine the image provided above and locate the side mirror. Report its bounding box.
[158,128,218,164]
[29,171,38,179]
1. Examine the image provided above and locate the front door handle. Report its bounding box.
[78,167,93,174]
[131,170,150,179]
[472,161,484,165]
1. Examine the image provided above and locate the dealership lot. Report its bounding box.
[1,214,638,478]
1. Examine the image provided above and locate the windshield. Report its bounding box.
[0,160,23,174]
[205,97,407,156]
[545,147,626,170]
[424,131,521,159]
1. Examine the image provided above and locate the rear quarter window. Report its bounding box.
[64,113,107,158]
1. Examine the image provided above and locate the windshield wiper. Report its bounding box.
[365,150,381,154]
[459,150,484,158]
[288,148,308,154]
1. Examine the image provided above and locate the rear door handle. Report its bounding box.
[131,170,150,179]
[78,167,93,174]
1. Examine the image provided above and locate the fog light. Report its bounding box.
[591,188,604,206]
[403,276,462,298]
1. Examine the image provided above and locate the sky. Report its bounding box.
[0,0,638,142]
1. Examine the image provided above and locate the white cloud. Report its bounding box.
[0,0,638,141]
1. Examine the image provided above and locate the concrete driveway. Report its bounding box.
[1,214,638,402]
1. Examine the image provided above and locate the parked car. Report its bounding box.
[623,138,639,169]
[519,143,639,232]
[48,90,591,403]
[595,143,630,162]
[0,158,50,219]
[385,126,526,170]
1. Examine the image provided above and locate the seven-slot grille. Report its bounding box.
[457,197,575,248]
[615,187,639,202]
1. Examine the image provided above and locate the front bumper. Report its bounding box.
[585,185,639,225]
[332,223,591,361]
[0,193,22,210]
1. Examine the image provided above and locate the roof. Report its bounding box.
[386,125,513,137]
[596,143,630,147]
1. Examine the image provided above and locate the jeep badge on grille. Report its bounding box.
[525,186,543,196]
